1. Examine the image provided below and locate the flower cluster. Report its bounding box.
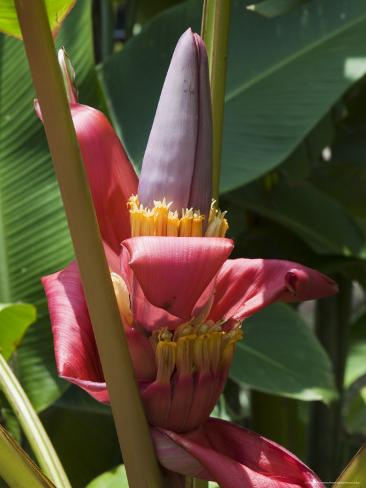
[39,30,335,487]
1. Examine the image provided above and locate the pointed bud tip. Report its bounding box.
[138,27,212,216]
[58,47,78,104]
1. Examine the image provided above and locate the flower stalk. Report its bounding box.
[14,1,163,486]
[0,354,70,487]
[201,0,231,202]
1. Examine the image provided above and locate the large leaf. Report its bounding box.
[0,0,75,39]
[311,130,366,219]
[230,304,337,402]
[0,303,35,360]
[228,179,365,257]
[41,388,120,488]
[99,0,366,191]
[0,0,102,411]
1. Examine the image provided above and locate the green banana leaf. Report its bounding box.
[228,179,365,257]
[0,0,75,39]
[0,303,36,360]
[99,0,366,192]
[246,0,310,18]
[230,304,337,402]
[0,0,102,411]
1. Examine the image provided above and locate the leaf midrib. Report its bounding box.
[225,9,366,103]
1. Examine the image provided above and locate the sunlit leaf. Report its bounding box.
[0,0,102,411]
[99,0,366,191]
[0,304,36,360]
[0,0,75,39]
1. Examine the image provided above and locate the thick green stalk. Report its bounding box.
[0,354,69,487]
[14,1,163,487]
[201,0,231,202]
[195,5,231,487]
[308,278,352,479]
[100,0,114,61]
[0,424,54,488]
[251,391,304,458]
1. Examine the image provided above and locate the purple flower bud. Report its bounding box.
[138,29,212,221]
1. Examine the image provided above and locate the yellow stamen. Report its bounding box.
[193,335,210,373]
[179,209,193,236]
[192,213,204,237]
[176,335,195,375]
[167,211,180,236]
[207,332,223,373]
[153,322,243,382]
[205,203,228,237]
[153,200,170,236]
[156,340,176,384]
[141,209,155,236]
[219,218,229,237]
[221,328,243,366]
[128,196,228,238]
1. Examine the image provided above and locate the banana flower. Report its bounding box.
[39,31,336,487]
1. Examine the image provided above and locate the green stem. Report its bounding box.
[251,391,304,458]
[14,1,163,487]
[100,0,114,61]
[0,424,54,488]
[308,278,352,479]
[0,354,69,487]
[201,0,231,202]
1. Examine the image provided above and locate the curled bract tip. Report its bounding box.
[58,47,78,104]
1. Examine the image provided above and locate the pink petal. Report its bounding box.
[153,418,323,488]
[122,237,233,321]
[42,253,156,400]
[209,258,338,324]
[120,247,186,331]
[41,261,107,402]
[36,101,138,252]
[70,104,137,252]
